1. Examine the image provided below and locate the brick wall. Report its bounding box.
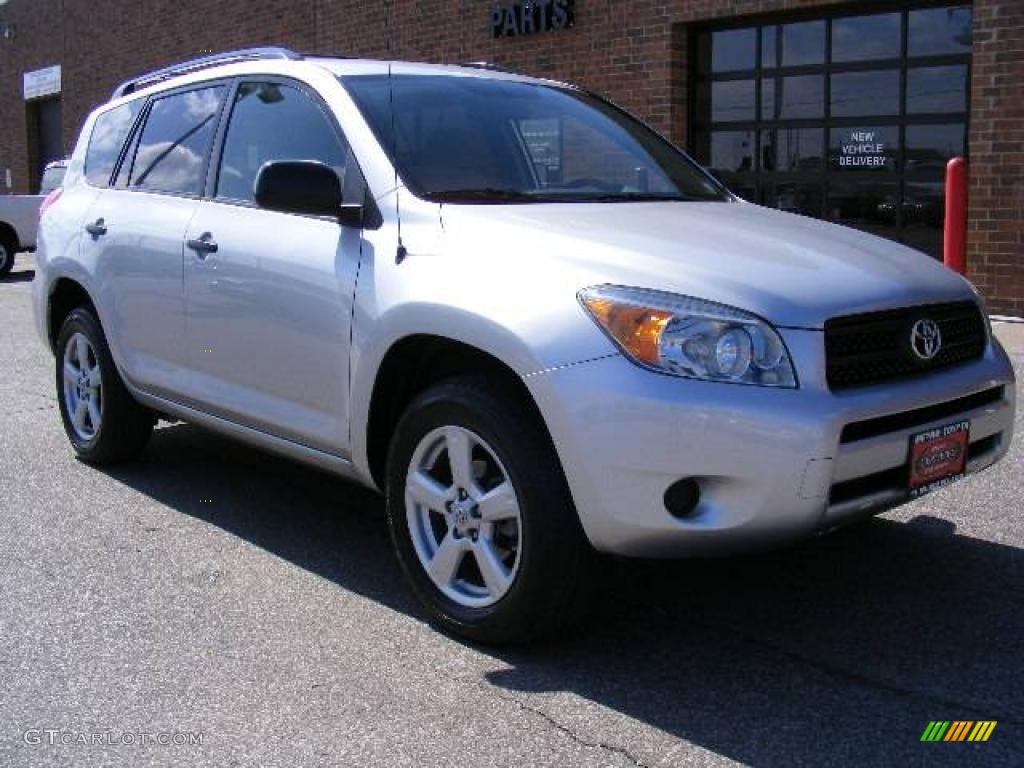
[0,0,1019,313]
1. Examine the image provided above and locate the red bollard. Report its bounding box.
[944,157,968,275]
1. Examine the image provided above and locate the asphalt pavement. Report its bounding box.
[1,254,1022,767]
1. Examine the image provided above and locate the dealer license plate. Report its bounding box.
[908,420,970,498]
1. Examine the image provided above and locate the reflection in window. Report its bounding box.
[760,78,775,120]
[773,183,823,218]
[85,101,142,187]
[782,21,825,66]
[709,131,754,173]
[831,70,900,116]
[130,86,225,196]
[907,66,967,113]
[761,26,777,68]
[828,181,900,241]
[766,128,824,172]
[909,6,972,56]
[712,28,756,72]
[829,126,899,171]
[902,182,945,257]
[217,82,347,203]
[905,124,965,171]
[780,75,824,119]
[832,13,901,62]
[711,80,755,122]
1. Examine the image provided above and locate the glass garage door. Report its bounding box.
[692,4,971,258]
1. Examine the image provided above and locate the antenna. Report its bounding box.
[384,2,406,263]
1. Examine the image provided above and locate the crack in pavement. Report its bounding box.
[485,686,653,768]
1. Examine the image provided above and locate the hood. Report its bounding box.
[439,200,975,329]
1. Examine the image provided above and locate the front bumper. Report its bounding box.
[526,330,1016,557]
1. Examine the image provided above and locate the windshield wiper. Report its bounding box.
[422,188,543,203]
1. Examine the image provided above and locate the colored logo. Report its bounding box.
[910,318,943,360]
[921,721,997,742]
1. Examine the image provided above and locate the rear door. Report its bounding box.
[183,79,361,455]
[85,84,227,398]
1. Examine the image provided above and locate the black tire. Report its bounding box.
[386,376,603,644]
[0,235,14,276]
[55,307,153,463]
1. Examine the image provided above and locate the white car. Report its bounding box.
[33,49,1016,643]
[0,159,67,275]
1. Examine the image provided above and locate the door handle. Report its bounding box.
[187,232,218,258]
[84,218,107,237]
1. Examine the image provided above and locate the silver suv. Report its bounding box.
[33,49,1016,643]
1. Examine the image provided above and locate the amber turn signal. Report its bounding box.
[581,296,673,366]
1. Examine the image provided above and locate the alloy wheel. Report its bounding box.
[405,425,522,608]
[62,332,103,441]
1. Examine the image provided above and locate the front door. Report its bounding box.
[184,80,361,456]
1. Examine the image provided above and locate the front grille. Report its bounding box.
[825,301,987,390]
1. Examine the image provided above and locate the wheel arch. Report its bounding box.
[47,277,98,353]
[362,334,555,491]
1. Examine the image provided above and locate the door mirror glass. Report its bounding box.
[254,160,342,218]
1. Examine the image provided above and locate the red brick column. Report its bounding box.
[968,0,1024,317]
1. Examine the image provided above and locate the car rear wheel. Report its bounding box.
[55,308,153,463]
[386,376,602,644]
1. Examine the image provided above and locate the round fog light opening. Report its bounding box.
[664,478,701,519]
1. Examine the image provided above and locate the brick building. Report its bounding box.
[0,0,1020,313]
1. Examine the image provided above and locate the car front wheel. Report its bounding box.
[386,376,602,644]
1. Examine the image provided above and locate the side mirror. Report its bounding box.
[254,160,343,219]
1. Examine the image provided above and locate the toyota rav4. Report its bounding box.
[33,49,1016,643]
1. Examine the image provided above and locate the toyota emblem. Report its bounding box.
[910,318,942,360]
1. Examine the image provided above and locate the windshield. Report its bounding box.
[343,74,729,204]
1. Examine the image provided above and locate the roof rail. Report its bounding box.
[111,47,303,99]
[458,61,516,73]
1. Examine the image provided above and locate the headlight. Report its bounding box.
[579,285,798,388]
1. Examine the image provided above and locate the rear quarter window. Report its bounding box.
[84,101,142,187]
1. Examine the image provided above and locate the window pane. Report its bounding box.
[902,182,945,258]
[712,28,756,72]
[85,101,142,187]
[827,180,900,242]
[906,124,965,171]
[830,126,899,171]
[761,26,777,68]
[909,6,972,57]
[769,128,824,172]
[770,183,823,218]
[831,70,900,116]
[782,21,825,66]
[709,131,754,173]
[217,82,347,203]
[907,65,967,114]
[711,79,755,122]
[832,13,901,62]
[130,86,225,196]
[760,78,775,119]
[780,75,824,118]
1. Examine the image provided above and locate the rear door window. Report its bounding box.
[128,85,226,196]
[84,101,142,187]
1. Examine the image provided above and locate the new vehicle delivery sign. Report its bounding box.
[836,129,889,168]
